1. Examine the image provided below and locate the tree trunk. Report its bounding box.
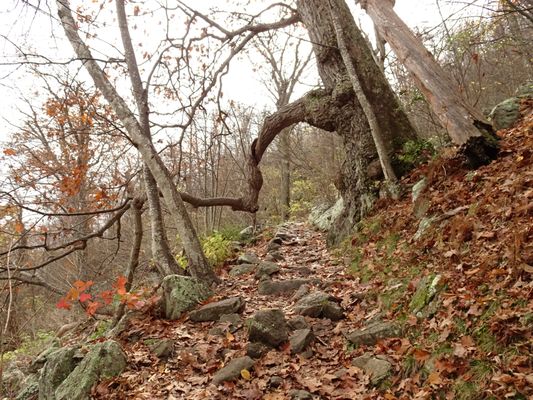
[297,0,416,245]
[57,0,218,285]
[361,0,499,167]
[279,128,291,221]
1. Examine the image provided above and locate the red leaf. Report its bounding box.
[113,275,127,295]
[86,301,101,316]
[56,298,71,310]
[79,293,92,303]
[100,290,114,305]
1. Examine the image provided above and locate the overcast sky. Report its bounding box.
[0,0,475,145]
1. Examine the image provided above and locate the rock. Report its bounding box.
[292,284,311,301]
[246,342,269,359]
[308,198,344,231]
[346,321,400,347]
[289,389,313,399]
[294,291,344,320]
[352,353,391,385]
[148,339,175,359]
[15,373,40,400]
[294,266,313,277]
[489,93,530,131]
[290,329,314,354]
[237,253,261,264]
[413,215,438,241]
[239,226,255,241]
[212,356,254,385]
[189,297,244,322]
[288,316,310,330]
[267,241,281,252]
[229,263,256,276]
[55,341,127,400]
[258,279,309,296]
[106,311,140,338]
[265,251,284,262]
[39,346,78,400]
[247,309,289,348]
[270,236,283,245]
[219,313,243,333]
[409,274,443,317]
[274,231,294,242]
[411,177,428,204]
[2,367,25,397]
[269,375,284,388]
[255,261,280,279]
[162,275,212,320]
[29,341,60,373]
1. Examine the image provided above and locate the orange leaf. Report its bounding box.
[114,275,127,295]
[3,148,16,156]
[56,297,71,310]
[427,371,443,385]
[86,301,101,316]
[413,348,431,362]
[14,222,24,234]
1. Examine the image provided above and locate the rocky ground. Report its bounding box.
[4,102,532,400]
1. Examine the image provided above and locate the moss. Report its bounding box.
[474,326,500,353]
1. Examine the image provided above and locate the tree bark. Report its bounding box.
[57,0,218,285]
[360,0,499,167]
[297,0,416,244]
[279,128,291,220]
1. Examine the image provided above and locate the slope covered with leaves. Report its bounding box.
[31,105,532,399]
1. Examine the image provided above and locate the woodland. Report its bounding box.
[0,0,532,399]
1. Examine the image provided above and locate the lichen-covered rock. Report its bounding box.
[247,309,289,348]
[352,353,391,385]
[55,341,127,400]
[255,261,280,279]
[239,226,255,241]
[2,368,25,398]
[409,274,443,317]
[16,373,40,400]
[38,346,78,400]
[29,340,60,373]
[258,279,309,296]
[290,329,314,354]
[189,297,244,322]
[294,291,344,320]
[346,321,400,347]
[489,82,533,131]
[212,356,254,385]
[308,198,344,231]
[229,264,256,276]
[237,253,260,264]
[413,215,438,241]
[162,275,212,320]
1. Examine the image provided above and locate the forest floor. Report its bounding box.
[84,102,533,399]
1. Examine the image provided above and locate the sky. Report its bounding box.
[0,0,475,145]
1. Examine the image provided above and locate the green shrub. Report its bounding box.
[395,139,436,174]
[177,228,238,270]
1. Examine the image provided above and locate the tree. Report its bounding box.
[359,0,499,167]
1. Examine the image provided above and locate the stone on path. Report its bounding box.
[148,339,175,359]
[346,321,400,347]
[289,389,313,400]
[246,342,270,359]
[255,261,280,279]
[162,275,212,320]
[229,264,256,276]
[265,251,284,262]
[212,356,255,385]
[288,316,310,330]
[258,279,309,296]
[189,297,245,322]
[352,353,392,385]
[237,253,260,264]
[294,291,344,320]
[247,309,289,348]
[290,329,314,354]
[267,241,281,252]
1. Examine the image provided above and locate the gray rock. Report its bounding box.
[346,321,400,347]
[290,329,314,354]
[269,375,284,388]
[29,341,60,373]
[255,261,280,279]
[148,339,174,359]
[292,284,311,301]
[308,198,344,231]
[413,215,438,241]
[265,251,284,262]
[489,96,526,131]
[258,279,309,296]
[237,253,260,264]
[411,177,428,204]
[229,263,256,276]
[248,309,289,348]
[189,297,244,322]
[39,346,78,400]
[294,291,344,320]
[219,313,243,333]
[352,353,391,385]
[274,231,294,241]
[16,373,40,400]
[246,342,269,359]
[2,368,25,398]
[239,226,255,241]
[409,274,443,317]
[55,341,127,400]
[212,356,254,385]
[289,389,313,400]
[162,275,212,320]
[288,316,310,331]
[267,242,281,252]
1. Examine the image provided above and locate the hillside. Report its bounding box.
[4,104,532,399]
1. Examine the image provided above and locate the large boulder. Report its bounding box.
[308,198,344,231]
[247,309,289,348]
[39,346,79,400]
[489,82,533,130]
[55,341,127,400]
[189,297,245,322]
[162,275,212,320]
[16,373,40,400]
